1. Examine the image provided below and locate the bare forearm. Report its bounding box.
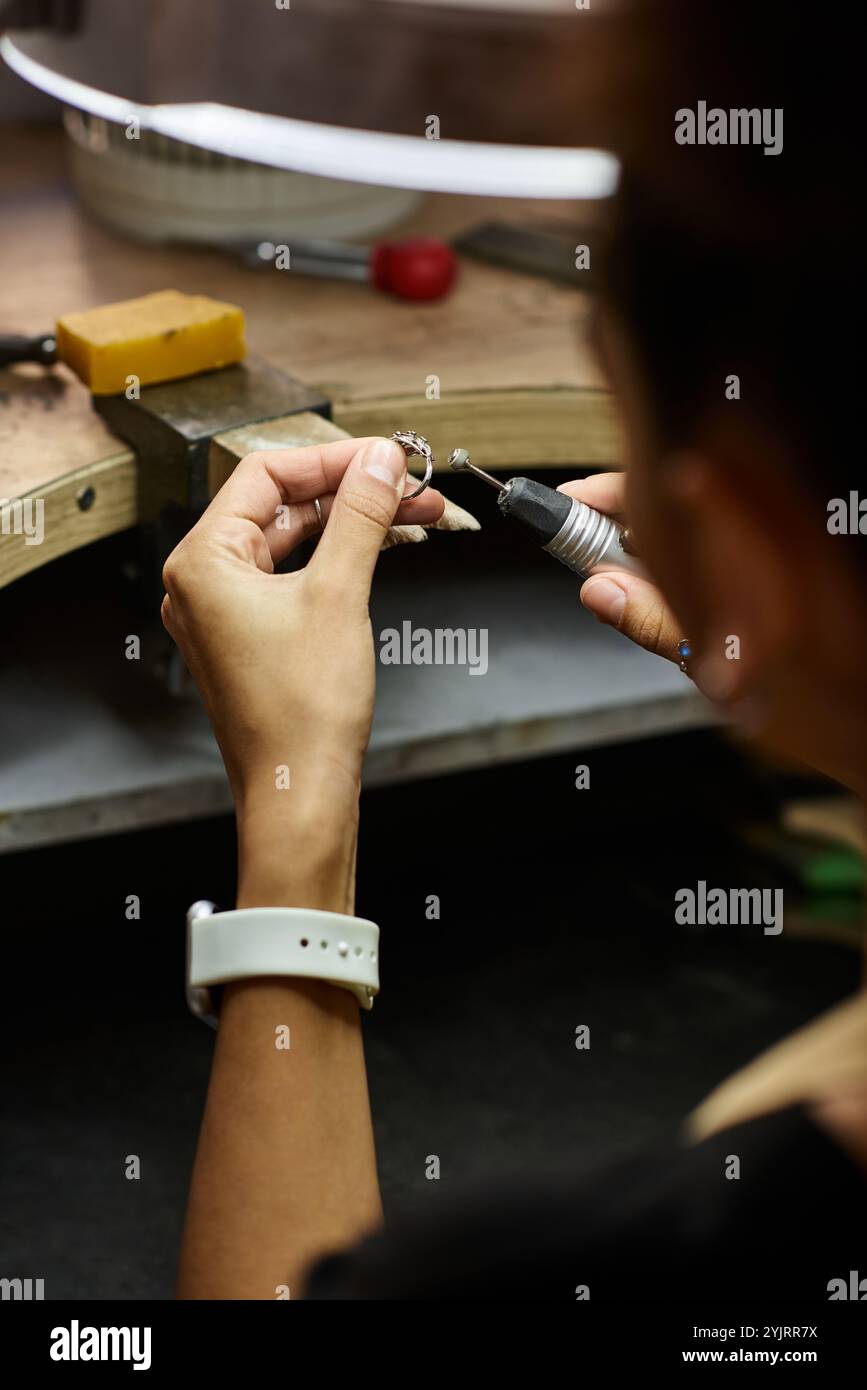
[164,436,418,1300]
[177,809,382,1299]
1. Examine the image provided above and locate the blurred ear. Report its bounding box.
[663,433,804,701]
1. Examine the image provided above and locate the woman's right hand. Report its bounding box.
[559,473,685,665]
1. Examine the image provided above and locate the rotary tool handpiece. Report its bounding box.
[448,450,643,578]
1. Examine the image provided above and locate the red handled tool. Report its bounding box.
[242,235,458,302]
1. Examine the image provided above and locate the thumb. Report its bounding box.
[580,571,684,663]
[309,437,407,592]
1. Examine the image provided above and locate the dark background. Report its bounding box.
[0,0,861,1315]
[1,725,859,1299]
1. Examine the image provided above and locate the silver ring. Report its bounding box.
[391,430,434,500]
[313,497,324,531]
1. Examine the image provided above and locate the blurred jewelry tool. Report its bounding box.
[449,448,642,578]
[454,221,599,289]
[241,236,458,302]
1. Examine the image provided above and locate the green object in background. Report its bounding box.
[803,848,865,895]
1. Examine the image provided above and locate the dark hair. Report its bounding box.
[599,0,860,535]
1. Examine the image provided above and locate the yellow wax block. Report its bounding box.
[56,289,247,395]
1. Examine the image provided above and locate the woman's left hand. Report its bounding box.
[161,435,444,910]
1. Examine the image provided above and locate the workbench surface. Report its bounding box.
[1,126,620,588]
[0,124,707,851]
[0,538,708,853]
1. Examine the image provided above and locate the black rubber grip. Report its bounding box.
[497,476,572,545]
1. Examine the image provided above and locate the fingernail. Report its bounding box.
[580,577,626,625]
[359,439,406,491]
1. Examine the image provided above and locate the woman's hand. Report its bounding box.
[560,473,684,663]
[161,435,444,911]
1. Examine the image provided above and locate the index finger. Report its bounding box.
[208,436,384,529]
[193,436,444,568]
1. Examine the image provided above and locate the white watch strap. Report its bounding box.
[186,901,380,1026]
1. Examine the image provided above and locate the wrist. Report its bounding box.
[237,862,354,913]
[236,800,358,915]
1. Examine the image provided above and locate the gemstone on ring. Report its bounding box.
[677,638,693,675]
[391,430,434,500]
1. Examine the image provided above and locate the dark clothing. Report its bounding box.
[307,1107,865,1300]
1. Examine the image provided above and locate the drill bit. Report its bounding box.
[448,447,508,494]
[447,445,643,577]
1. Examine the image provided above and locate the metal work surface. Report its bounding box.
[0,534,709,852]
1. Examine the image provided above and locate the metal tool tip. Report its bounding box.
[448,447,471,471]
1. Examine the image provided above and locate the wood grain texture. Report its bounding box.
[335,386,622,470]
[209,409,351,491]
[0,126,618,589]
[0,450,137,590]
